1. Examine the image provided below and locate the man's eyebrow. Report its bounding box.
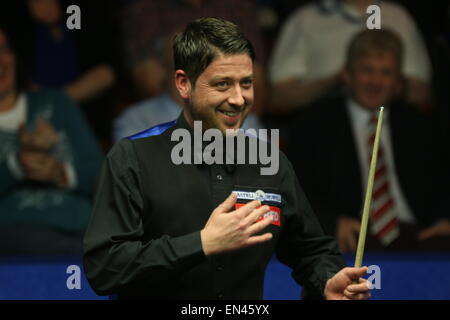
[210,75,254,81]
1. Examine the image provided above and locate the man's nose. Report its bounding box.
[368,72,387,87]
[228,84,245,107]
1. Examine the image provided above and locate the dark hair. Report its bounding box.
[173,17,255,86]
[346,28,404,70]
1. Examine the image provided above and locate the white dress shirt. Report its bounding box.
[269,0,431,84]
[0,93,76,188]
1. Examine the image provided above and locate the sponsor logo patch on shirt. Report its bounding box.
[233,189,282,226]
[235,203,281,226]
[232,189,282,204]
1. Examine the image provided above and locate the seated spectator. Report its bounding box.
[0,27,103,256]
[289,29,450,253]
[0,1,120,147]
[20,0,116,104]
[269,0,432,114]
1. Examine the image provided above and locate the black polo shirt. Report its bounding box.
[83,113,345,299]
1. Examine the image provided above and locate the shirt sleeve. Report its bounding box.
[112,110,144,143]
[275,152,346,299]
[83,139,206,296]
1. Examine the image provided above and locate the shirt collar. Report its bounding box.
[174,112,238,173]
[347,97,389,129]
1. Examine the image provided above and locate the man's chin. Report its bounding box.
[221,122,243,134]
[359,99,386,111]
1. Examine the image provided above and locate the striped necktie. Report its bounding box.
[367,112,400,246]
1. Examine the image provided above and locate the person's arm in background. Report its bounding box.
[268,9,342,114]
[269,74,342,114]
[64,64,115,103]
[17,117,71,187]
[1,119,67,195]
[65,1,119,104]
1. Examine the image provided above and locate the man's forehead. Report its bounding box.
[355,52,398,64]
[202,54,253,78]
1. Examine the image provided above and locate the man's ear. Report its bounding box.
[174,70,191,99]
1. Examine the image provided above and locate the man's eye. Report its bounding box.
[216,81,228,88]
[241,79,253,87]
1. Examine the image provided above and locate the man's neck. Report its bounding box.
[0,91,17,113]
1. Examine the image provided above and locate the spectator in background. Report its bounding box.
[120,0,268,117]
[289,29,450,253]
[269,0,432,114]
[0,27,103,255]
[113,34,266,142]
[21,0,116,103]
[0,0,120,148]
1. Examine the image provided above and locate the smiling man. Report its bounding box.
[83,18,370,300]
[176,53,253,133]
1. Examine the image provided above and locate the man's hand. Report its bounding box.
[336,216,361,253]
[19,150,67,186]
[418,220,450,241]
[200,193,273,256]
[19,119,59,151]
[324,267,371,300]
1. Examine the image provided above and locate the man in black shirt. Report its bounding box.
[83,17,370,300]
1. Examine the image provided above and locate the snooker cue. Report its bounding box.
[353,107,384,274]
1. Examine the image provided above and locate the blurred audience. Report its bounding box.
[19,0,116,103]
[289,29,450,253]
[119,0,268,117]
[269,0,432,114]
[1,0,120,148]
[0,27,103,256]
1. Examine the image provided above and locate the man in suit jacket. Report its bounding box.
[289,29,450,252]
